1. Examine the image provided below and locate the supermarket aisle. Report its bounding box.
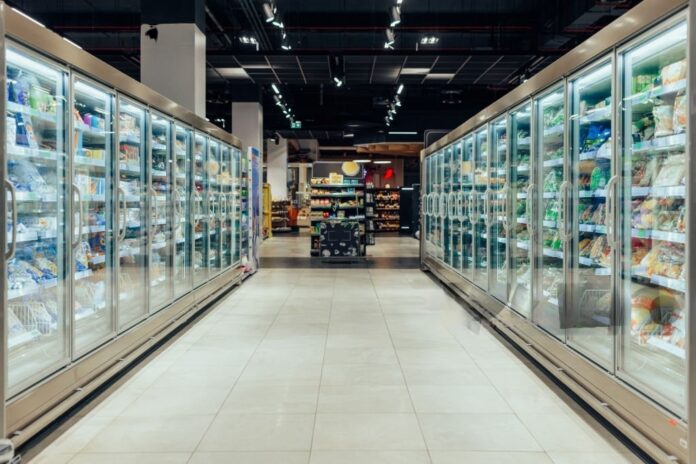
[260,232,420,259]
[32,268,638,464]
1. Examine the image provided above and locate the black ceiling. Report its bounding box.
[7,0,640,146]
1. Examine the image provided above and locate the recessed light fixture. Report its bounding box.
[343,133,355,138]
[397,0,403,4]
[420,36,439,45]
[240,36,257,45]
[374,160,392,164]
[271,84,280,94]
[389,131,417,135]
[396,84,404,95]
[354,159,372,163]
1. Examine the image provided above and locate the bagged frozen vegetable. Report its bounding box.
[653,104,674,137]
[672,91,686,133]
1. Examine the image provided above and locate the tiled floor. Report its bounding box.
[260,231,420,258]
[32,267,639,464]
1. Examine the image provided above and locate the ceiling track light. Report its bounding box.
[385,28,395,45]
[397,84,404,95]
[262,2,275,23]
[271,84,280,94]
[389,5,401,27]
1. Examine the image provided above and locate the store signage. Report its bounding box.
[291,120,302,129]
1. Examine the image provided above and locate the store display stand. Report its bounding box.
[310,161,367,259]
[371,187,401,232]
[271,200,291,233]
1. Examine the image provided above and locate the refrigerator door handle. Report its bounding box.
[149,187,158,239]
[483,189,491,227]
[605,175,619,248]
[72,183,84,248]
[499,186,509,231]
[526,183,535,235]
[173,189,182,233]
[558,181,569,241]
[117,187,127,243]
[4,179,17,260]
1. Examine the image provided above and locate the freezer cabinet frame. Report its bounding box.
[0,1,245,448]
[421,0,692,462]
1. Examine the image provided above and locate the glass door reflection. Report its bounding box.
[173,125,192,297]
[473,128,489,289]
[193,133,208,286]
[489,117,508,301]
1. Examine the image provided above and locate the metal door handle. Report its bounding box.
[72,184,84,248]
[117,187,127,242]
[605,175,618,248]
[483,189,491,226]
[5,180,17,260]
[526,183,535,234]
[558,181,569,241]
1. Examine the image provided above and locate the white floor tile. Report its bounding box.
[310,450,431,464]
[67,453,190,464]
[430,451,553,464]
[318,385,413,413]
[188,451,310,464]
[312,414,426,450]
[197,414,315,451]
[221,385,319,414]
[409,385,512,414]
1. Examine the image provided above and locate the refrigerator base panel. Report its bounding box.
[6,266,245,448]
[422,256,686,464]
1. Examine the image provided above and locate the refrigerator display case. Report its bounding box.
[489,117,508,301]
[508,102,533,318]
[193,133,208,286]
[149,113,173,312]
[208,140,222,276]
[0,6,245,448]
[5,45,69,394]
[117,98,147,330]
[232,147,242,263]
[173,124,192,298]
[72,76,115,355]
[618,18,688,414]
[473,127,488,289]
[450,141,462,270]
[460,136,474,280]
[534,85,566,339]
[419,1,691,461]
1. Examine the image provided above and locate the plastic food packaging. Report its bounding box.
[653,104,674,137]
[672,92,687,133]
[653,154,685,187]
[660,59,687,86]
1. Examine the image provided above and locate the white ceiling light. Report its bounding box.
[389,131,417,135]
[385,28,395,46]
[397,84,404,95]
[354,159,371,163]
[262,2,275,23]
[400,67,429,75]
[389,6,401,27]
[420,36,439,45]
[271,84,280,94]
[374,160,392,164]
[396,0,403,4]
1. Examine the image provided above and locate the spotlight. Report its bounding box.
[397,0,403,4]
[274,95,282,106]
[396,84,404,95]
[330,56,345,87]
[395,96,402,107]
[389,6,401,27]
[281,40,292,50]
[272,16,284,28]
[420,36,439,45]
[384,42,394,50]
[271,84,280,94]
[262,2,275,23]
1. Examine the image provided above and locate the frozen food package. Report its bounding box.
[640,157,659,187]
[672,92,687,133]
[653,154,685,187]
[653,104,674,137]
[660,59,687,86]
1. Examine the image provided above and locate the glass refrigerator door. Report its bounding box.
[117,99,147,329]
[432,151,442,260]
[534,85,566,340]
[208,140,222,275]
[451,141,462,271]
[424,156,433,255]
[72,77,115,354]
[221,144,233,269]
[461,136,474,280]
[473,127,489,289]
[193,134,208,286]
[442,146,452,266]
[567,59,615,370]
[173,125,192,298]
[489,117,508,301]
[618,20,687,412]
[5,46,69,393]
[149,113,173,311]
[233,147,242,264]
[508,103,533,318]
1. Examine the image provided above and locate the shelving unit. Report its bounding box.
[309,178,366,257]
[271,200,291,233]
[368,187,400,232]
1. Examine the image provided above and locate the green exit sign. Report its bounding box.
[291,120,302,129]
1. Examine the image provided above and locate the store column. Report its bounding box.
[140,0,206,117]
[232,101,263,153]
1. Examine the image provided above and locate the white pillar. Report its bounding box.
[140,23,206,118]
[267,137,288,200]
[232,102,263,152]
